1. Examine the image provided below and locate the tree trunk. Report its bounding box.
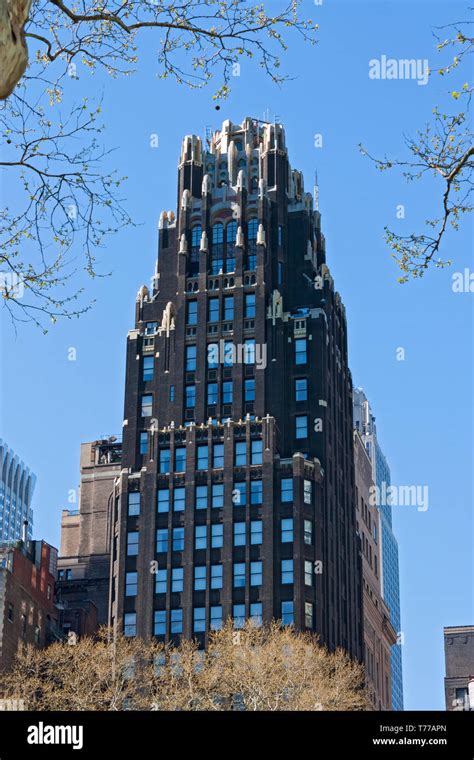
[0,0,32,99]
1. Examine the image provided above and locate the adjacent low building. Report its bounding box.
[444,625,474,711]
[0,537,58,670]
[56,438,121,638]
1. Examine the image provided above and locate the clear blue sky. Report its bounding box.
[1,0,472,710]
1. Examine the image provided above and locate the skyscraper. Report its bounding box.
[0,440,35,542]
[353,388,404,710]
[111,117,362,659]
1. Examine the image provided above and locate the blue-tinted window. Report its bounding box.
[197,445,208,470]
[127,531,139,556]
[156,528,168,553]
[125,572,137,597]
[234,563,245,588]
[175,447,186,472]
[195,525,207,550]
[250,602,262,627]
[281,478,293,503]
[157,489,170,513]
[211,564,223,589]
[213,444,224,468]
[159,448,170,473]
[223,341,234,367]
[169,385,175,402]
[233,481,246,506]
[185,385,196,408]
[170,609,183,634]
[172,527,184,552]
[304,519,313,545]
[224,296,234,321]
[207,343,219,369]
[250,480,262,505]
[155,568,167,594]
[211,523,223,548]
[251,439,263,465]
[295,378,307,401]
[281,601,294,626]
[243,339,255,365]
[154,610,166,636]
[141,395,152,417]
[244,378,255,402]
[281,518,294,543]
[223,381,233,404]
[195,485,208,510]
[194,565,206,591]
[194,607,206,633]
[250,561,262,587]
[207,383,218,405]
[186,345,197,371]
[171,567,184,592]
[234,521,246,546]
[245,293,256,318]
[295,338,307,365]
[173,487,185,512]
[235,441,246,466]
[208,298,219,322]
[250,520,262,545]
[142,356,154,382]
[128,492,140,516]
[295,415,308,439]
[124,613,136,637]
[212,483,224,508]
[139,432,148,455]
[233,604,245,629]
[281,559,294,584]
[187,301,197,325]
[210,606,222,630]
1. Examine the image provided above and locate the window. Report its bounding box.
[250,520,262,545]
[185,385,196,408]
[190,225,201,274]
[281,478,293,503]
[127,531,139,556]
[211,564,223,589]
[145,321,158,335]
[295,378,307,401]
[295,415,308,439]
[208,298,219,322]
[142,356,154,381]
[125,572,137,597]
[173,487,186,512]
[194,607,206,633]
[233,604,245,629]
[212,483,224,508]
[250,603,262,627]
[305,560,313,586]
[224,296,234,321]
[251,439,263,465]
[295,338,307,365]
[210,606,222,630]
[250,561,262,587]
[233,481,246,506]
[211,523,223,548]
[171,609,183,634]
[245,293,256,318]
[244,378,255,402]
[278,262,283,286]
[234,563,245,588]
[124,613,136,637]
[250,480,262,505]
[213,444,224,468]
[243,339,255,365]
[304,519,313,546]
[223,341,234,366]
[186,345,197,371]
[175,447,186,472]
[157,489,170,513]
[155,568,167,594]
[139,432,148,455]
[169,385,175,402]
[195,485,208,510]
[172,527,185,552]
[281,559,294,584]
[211,224,224,274]
[171,568,184,593]
[281,518,294,543]
[207,383,218,405]
[154,610,166,636]
[128,492,140,516]
[156,529,168,553]
[247,218,258,269]
[226,221,237,272]
[195,525,207,550]
[235,441,246,466]
[194,566,206,591]
[207,343,219,369]
[187,301,198,325]
[305,602,314,628]
[197,445,208,470]
[234,522,246,546]
[281,601,294,626]
[159,448,170,473]
[141,395,152,417]
[304,479,312,504]
[278,225,283,246]
[222,381,233,404]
